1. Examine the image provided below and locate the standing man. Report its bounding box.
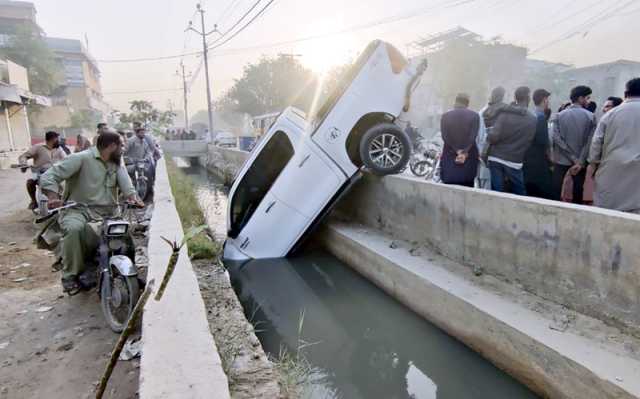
[523,89,554,199]
[18,131,66,210]
[486,87,537,195]
[40,131,143,294]
[589,78,640,213]
[550,85,597,203]
[439,93,480,187]
[602,96,623,114]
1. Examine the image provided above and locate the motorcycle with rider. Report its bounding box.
[37,130,145,332]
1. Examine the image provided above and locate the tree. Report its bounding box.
[118,100,175,132]
[70,109,102,130]
[0,25,61,95]
[215,55,318,118]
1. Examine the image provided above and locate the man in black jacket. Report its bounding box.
[487,87,537,195]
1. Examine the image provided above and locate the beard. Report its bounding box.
[110,151,122,164]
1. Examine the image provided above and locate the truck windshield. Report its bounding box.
[228,131,294,238]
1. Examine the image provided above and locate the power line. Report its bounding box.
[103,88,182,95]
[96,0,476,63]
[209,0,276,50]
[530,0,635,54]
[207,0,264,48]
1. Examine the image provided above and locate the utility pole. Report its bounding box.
[177,61,191,131]
[187,3,216,139]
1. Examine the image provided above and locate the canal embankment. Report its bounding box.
[201,145,640,399]
[139,158,230,399]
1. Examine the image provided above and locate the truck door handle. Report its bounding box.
[298,154,311,168]
[265,201,276,213]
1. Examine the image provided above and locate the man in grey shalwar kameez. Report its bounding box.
[588,78,640,213]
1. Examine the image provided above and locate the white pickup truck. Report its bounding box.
[224,40,427,261]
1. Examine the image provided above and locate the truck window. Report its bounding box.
[228,131,294,238]
[310,40,379,133]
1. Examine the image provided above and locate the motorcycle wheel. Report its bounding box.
[101,271,140,333]
[410,160,431,177]
[136,177,148,202]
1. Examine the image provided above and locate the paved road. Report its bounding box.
[0,169,29,218]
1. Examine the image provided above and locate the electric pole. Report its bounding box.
[177,61,191,131]
[187,3,216,139]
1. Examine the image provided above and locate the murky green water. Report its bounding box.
[180,159,538,399]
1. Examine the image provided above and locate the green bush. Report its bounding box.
[166,158,220,259]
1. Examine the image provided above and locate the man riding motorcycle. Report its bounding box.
[18,131,66,210]
[40,130,144,294]
[125,123,161,187]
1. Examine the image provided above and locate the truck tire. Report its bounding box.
[359,123,411,175]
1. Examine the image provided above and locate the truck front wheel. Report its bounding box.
[359,123,411,175]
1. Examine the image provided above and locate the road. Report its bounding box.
[0,169,138,399]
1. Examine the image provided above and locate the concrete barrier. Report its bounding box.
[321,222,640,399]
[202,145,249,183]
[140,158,230,398]
[335,174,640,334]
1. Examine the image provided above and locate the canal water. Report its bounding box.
[179,160,538,399]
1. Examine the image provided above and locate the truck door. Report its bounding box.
[273,133,345,219]
[227,130,309,258]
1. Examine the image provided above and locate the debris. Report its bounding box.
[473,265,484,276]
[34,347,48,356]
[549,313,575,332]
[1,386,8,394]
[615,377,624,382]
[0,342,9,349]
[8,242,16,246]
[119,338,142,361]
[10,262,31,270]
[56,342,74,352]
[36,306,54,313]
[16,310,28,315]
[12,277,28,283]
[389,241,399,249]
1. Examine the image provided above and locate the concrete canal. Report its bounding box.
[178,160,538,399]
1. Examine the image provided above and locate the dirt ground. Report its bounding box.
[193,260,283,399]
[0,208,139,399]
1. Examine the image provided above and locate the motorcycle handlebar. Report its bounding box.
[35,201,143,224]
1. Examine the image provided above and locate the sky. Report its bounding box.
[30,0,640,115]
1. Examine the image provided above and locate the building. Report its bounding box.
[31,37,110,135]
[0,0,39,44]
[560,60,640,106]
[0,58,50,168]
[407,27,528,139]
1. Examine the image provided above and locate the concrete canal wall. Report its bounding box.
[201,145,250,183]
[140,158,230,399]
[334,174,640,334]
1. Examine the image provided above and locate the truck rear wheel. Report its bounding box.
[359,123,411,175]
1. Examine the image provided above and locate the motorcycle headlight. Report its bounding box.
[107,223,128,235]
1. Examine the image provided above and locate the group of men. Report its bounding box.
[19,122,161,294]
[439,77,640,214]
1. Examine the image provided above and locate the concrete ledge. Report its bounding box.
[202,146,249,182]
[140,158,230,398]
[321,222,640,399]
[335,173,640,333]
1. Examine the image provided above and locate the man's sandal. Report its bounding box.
[61,278,82,296]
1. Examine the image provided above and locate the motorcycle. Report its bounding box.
[126,157,151,201]
[37,202,142,333]
[12,164,49,216]
[409,148,441,180]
